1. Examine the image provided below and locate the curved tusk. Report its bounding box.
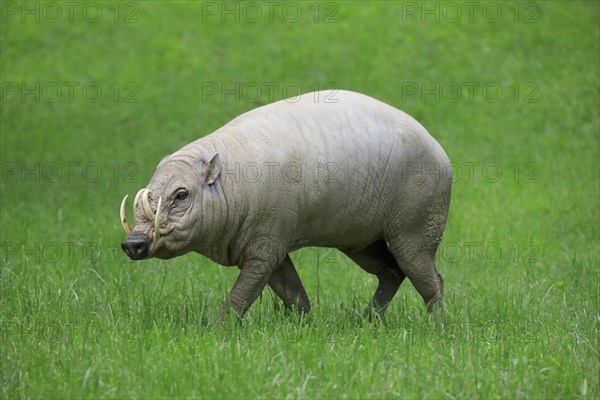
[154,196,162,243]
[120,195,132,235]
[133,188,146,216]
[142,189,154,220]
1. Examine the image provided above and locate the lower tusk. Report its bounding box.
[120,195,132,235]
[154,196,162,243]
[133,188,146,216]
[142,189,154,220]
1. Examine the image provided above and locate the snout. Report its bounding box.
[121,236,151,260]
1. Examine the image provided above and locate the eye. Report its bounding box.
[175,189,188,201]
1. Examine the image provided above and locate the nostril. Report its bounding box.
[121,238,149,260]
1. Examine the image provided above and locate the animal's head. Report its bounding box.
[120,152,221,260]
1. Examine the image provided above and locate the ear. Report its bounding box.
[203,152,221,185]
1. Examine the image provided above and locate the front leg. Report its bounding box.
[220,240,285,320]
[267,255,311,314]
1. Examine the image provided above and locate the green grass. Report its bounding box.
[1,1,598,398]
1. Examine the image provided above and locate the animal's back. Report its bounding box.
[200,90,451,251]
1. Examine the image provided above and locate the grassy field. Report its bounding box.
[1,1,598,398]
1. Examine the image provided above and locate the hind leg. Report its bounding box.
[386,235,444,313]
[343,240,406,316]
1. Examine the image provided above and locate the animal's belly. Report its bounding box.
[290,205,385,251]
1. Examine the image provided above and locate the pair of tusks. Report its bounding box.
[120,188,162,242]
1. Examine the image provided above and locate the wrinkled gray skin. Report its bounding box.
[121,90,452,319]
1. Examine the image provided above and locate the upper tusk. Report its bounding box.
[133,188,146,216]
[154,196,162,243]
[120,194,132,235]
[142,189,154,220]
